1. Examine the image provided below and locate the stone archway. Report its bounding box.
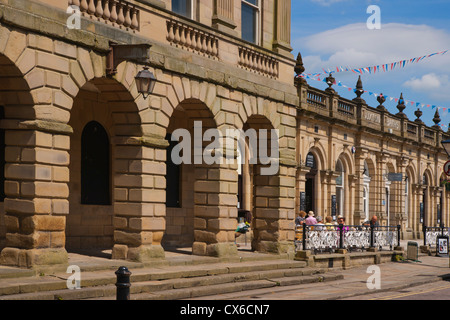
[239,114,292,254]
[0,50,71,268]
[163,98,220,251]
[67,77,144,257]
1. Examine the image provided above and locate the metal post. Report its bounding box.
[302,223,307,250]
[397,225,401,247]
[423,224,427,247]
[339,224,344,249]
[370,225,374,248]
[115,266,132,300]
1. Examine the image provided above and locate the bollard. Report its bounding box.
[115,266,132,300]
[338,224,344,249]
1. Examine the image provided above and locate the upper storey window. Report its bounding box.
[172,0,193,19]
[241,0,260,44]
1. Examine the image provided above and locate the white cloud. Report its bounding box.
[293,23,450,74]
[404,73,444,91]
[404,73,450,101]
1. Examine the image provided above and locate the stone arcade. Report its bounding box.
[0,0,448,270]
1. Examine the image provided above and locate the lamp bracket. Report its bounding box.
[106,43,152,76]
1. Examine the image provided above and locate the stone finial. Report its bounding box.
[294,52,307,85]
[414,108,423,124]
[352,75,366,104]
[432,108,441,129]
[325,73,335,93]
[376,93,386,111]
[294,52,305,76]
[396,93,407,118]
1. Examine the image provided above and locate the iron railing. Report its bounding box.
[422,225,449,247]
[295,224,401,254]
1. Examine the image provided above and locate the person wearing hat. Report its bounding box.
[315,216,325,231]
[305,211,317,226]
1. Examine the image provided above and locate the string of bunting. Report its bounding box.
[297,73,449,128]
[302,50,448,77]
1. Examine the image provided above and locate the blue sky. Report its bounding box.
[290,0,450,128]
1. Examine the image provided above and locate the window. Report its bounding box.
[166,133,181,208]
[172,0,193,18]
[241,0,260,44]
[81,121,110,205]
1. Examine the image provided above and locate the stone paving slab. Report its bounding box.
[196,252,450,300]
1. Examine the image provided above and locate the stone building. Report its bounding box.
[0,0,447,270]
[295,72,450,240]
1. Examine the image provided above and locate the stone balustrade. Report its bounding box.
[166,20,219,59]
[302,85,450,147]
[68,0,140,31]
[238,47,279,78]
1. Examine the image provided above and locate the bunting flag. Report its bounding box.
[300,50,448,78]
[297,74,449,117]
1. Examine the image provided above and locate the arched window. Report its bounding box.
[166,133,181,208]
[81,121,110,205]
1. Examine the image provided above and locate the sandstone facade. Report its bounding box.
[0,0,446,269]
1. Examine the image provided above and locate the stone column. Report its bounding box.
[397,157,408,229]
[0,122,71,269]
[192,160,239,257]
[376,152,388,224]
[326,170,340,222]
[296,165,309,215]
[353,148,366,223]
[212,0,237,35]
[112,136,167,262]
[252,163,295,255]
[272,0,293,57]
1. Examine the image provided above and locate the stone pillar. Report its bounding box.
[112,137,167,262]
[296,166,309,215]
[272,0,293,57]
[0,123,71,269]
[192,161,238,257]
[376,153,388,224]
[212,0,237,35]
[353,150,366,223]
[397,157,408,229]
[325,170,340,222]
[252,164,295,255]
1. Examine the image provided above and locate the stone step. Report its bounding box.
[0,259,344,300]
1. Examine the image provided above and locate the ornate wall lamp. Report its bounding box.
[106,43,157,99]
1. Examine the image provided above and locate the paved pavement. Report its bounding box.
[1,240,449,301]
[191,240,450,300]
